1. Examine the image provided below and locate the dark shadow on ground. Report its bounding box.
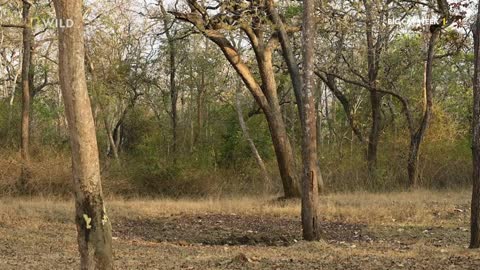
[113,214,373,246]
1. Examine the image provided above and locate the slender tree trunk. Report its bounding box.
[407,28,440,188]
[235,83,272,191]
[19,0,33,193]
[195,38,208,145]
[105,118,119,161]
[196,69,205,145]
[160,3,178,157]
[53,1,114,268]
[367,91,381,173]
[470,4,480,249]
[170,45,178,155]
[316,83,323,150]
[363,0,383,175]
[300,0,322,241]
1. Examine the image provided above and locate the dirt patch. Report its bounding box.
[113,213,372,246]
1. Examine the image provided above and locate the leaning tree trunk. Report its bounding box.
[264,107,301,198]
[235,83,272,191]
[470,3,480,249]
[300,0,322,241]
[18,0,33,193]
[53,1,114,269]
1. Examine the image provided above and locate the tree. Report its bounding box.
[299,0,321,240]
[171,0,301,198]
[407,0,462,188]
[19,0,33,193]
[52,0,114,268]
[470,0,480,249]
[159,1,180,157]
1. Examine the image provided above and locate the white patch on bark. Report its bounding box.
[83,214,92,229]
[102,214,109,226]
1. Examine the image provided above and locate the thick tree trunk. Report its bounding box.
[265,108,301,198]
[53,1,114,268]
[235,84,272,190]
[19,0,33,193]
[300,0,322,241]
[470,4,480,249]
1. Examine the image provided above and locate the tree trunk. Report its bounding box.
[316,83,323,150]
[195,38,208,145]
[160,3,178,157]
[363,0,383,175]
[196,69,205,145]
[367,91,381,174]
[19,0,33,193]
[235,83,272,191]
[53,1,114,268]
[471,3,480,249]
[105,118,119,161]
[300,0,322,241]
[407,28,440,188]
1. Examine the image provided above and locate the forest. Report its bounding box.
[2,0,480,269]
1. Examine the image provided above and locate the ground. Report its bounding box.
[1,190,480,269]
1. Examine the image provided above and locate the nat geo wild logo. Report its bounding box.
[0,9,74,29]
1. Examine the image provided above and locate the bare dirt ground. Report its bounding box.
[1,190,480,269]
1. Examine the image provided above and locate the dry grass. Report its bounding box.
[0,190,478,269]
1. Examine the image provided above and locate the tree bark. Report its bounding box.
[300,0,322,241]
[471,2,480,249]
[53,1,114,268]
[19,0,33,193]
